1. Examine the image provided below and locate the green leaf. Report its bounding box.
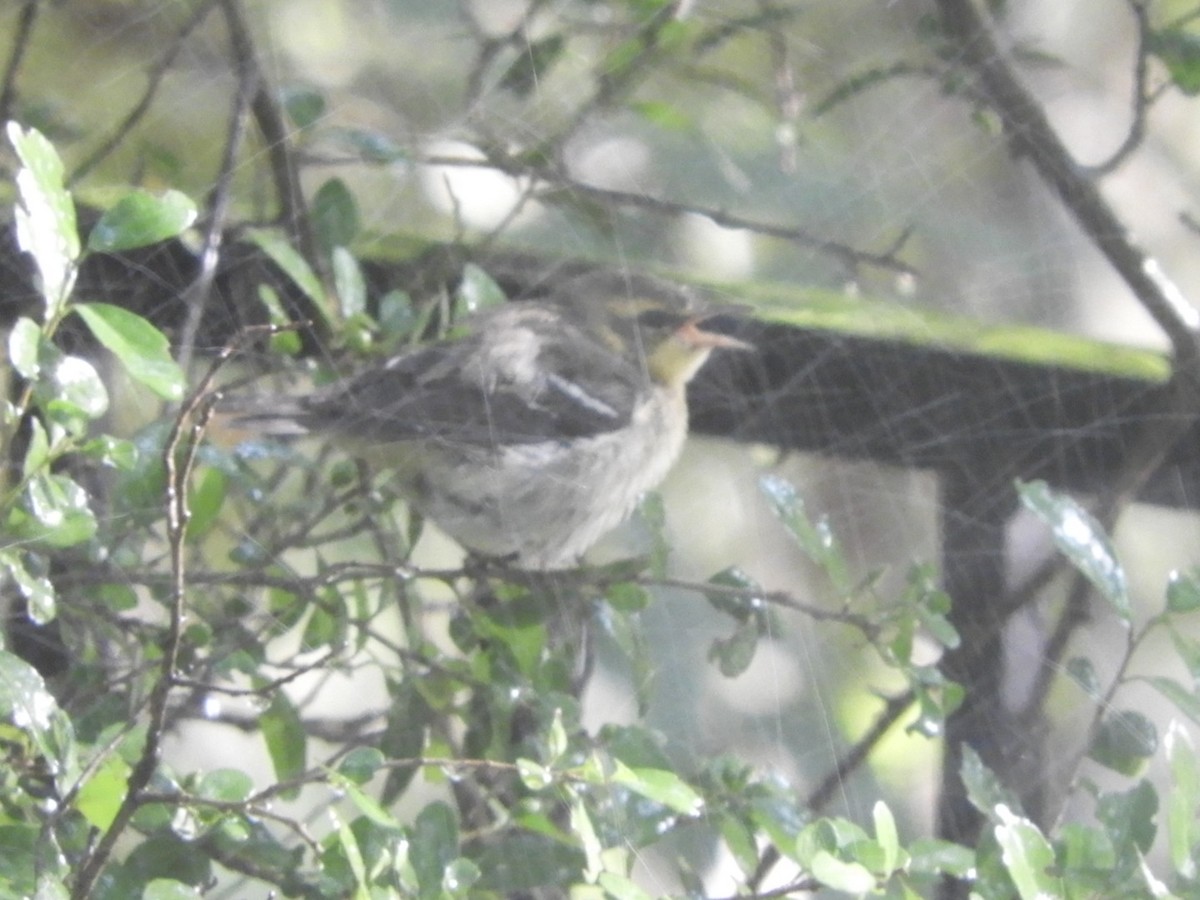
[473,833,586,894]
[1,551,56,624]
[454,263,507,317]
[330,810,369,896]
[8,317,42,378]
[411,802,458,894]
[960,745,1023,818]
[708,620,759,677]
[185,467,226,541]
[255,283,303,355]
[1097,780,1158,856]
[73,303,184,401]
[261,692,306,788]
[198,768,254,803]
[1149,28,1200,95]
[142,879,202,900]
[599,723,673,771]
[332,246,366,319]
[809,850,876,893]
[1017,479,1129,623]
[0,650,76,780]
[718,813,759,875]
[873,801,900,874]
[570,793,604,882]
[1088,710,1157,776]
[605,581,651,612]
[475,606,546,678]
[442,857,481,896]
[281,85,326,128]
[377,289,416,341]
[123,834,220,889]
[759,474,851,592]
[329,771,401,829]
[7,122,79,318]
[1166,722,1200,879]
[906,838,976,876]
[22,417,49,477]
[1066,656,1102,700]
[499,34,566,96]
[517,758,554,791]
[331,126,407,163]
[13,471,98,548]
[635,491,671,576]
[379,680,432,804]
[97,582,138,612]
[994,804,1062,900]
[312,178,359,252]
[904,565,960,650]
[76,754,131,830]
[1144,676,1200,727]
[629,100,693,131]
[339,746,384,785]
[704,566,765,620]
[547,707,569,762]
[608,760,704,815]
[39,353,108,421]
[80,434,139,470]
[244,227,326,309]
[1170,625,1200,685]
[1168,568,1200,614]
[597,871,654,900]
[1055,821,1115,874]
[86,189,197,252]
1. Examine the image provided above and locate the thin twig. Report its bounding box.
[178,22,259,372]
[421,151,915,276]
[0,0,38,131]
[749,690,915,891]
[218,0,332,333]
[71,331,272,899]
[934,0,1200,364]
[69,0,221,185]
[645,574,880,635]
[544,174,919,278]
[544,2,681,149]
[1084,0,1154,177]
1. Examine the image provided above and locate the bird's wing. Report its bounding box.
[290,307,646,446]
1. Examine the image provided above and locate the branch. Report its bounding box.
[416,151,916,277]
[69,0,221,185]
[748,690,915,890]
[1084,0,1156,177]
[177,18,259,372]
[217,0,332,334]
[71,335,253,899]
[0,0,38,130]
[933,0,1200,365]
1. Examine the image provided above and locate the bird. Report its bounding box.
[229,270,751,569]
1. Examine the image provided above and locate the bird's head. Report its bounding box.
[558,272,752,388]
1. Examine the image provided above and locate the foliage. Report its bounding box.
[0,128,937,898]
[3,129,1200,896]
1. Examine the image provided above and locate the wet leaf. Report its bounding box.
[1017,480,1129,623]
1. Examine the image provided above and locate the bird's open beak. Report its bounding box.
[678,305,754,351]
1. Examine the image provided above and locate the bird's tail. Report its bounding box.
[216,392,312,436]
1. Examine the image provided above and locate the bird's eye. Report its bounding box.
[636,308,681,329]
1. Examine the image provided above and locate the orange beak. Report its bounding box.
[677,306,754,351]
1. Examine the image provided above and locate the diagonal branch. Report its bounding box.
[933,0,1200,366]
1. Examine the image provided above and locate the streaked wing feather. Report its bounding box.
[294,316,643,445]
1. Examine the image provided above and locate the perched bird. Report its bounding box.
[231,270,750,569]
